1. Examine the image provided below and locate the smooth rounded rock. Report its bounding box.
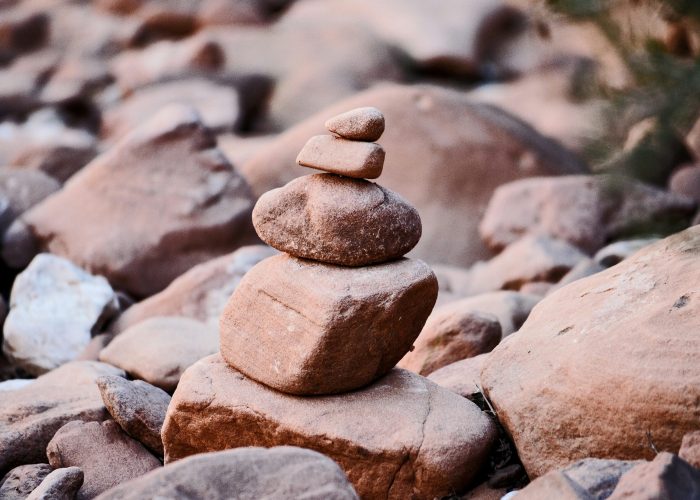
[296,135,385,178]
[253,174,421,266]
[220,254,438,395]
[325,106,385,141]
[162,354,497,500]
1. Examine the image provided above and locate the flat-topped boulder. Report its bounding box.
[296,135,385,178]
[253,174,421,266]
[220,254,438,395]
[325,106,385,141]
[162,355,497,500]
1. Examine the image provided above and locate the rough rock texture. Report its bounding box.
[426,353,489,401]
[100,316,219,392]
[325,106,385,141]
[97,376,171,456]
[0,464,52,500]
[163,355,497,500]
[253,174,421,266]
[296,135,385,179]
[679,430,700,469]
[514,472,593,499]
[0,361,125,476]
[26,467,83,500]
[608,453,700,499]
[95,447,358,500]
[220,254,438,395]
[3,253,119,375]
[466,235,587,295]
[482,227,700,477]
[480,175,695,254]
[17,105,256,297]
[398,311,500,376]
[561,459,642,499]
[111,245,276,332]
[242,84,588,268]
[47,420,161,500]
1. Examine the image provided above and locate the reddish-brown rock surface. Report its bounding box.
[162,354,497,500]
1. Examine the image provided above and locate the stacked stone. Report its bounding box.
[162,108,497,499]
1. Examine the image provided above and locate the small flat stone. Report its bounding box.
[97,376,171,456]
[324,106,385,141]
[296,135,384,179]
[253,174,421,266]
[26,467,83,500]
[220,254,437,395]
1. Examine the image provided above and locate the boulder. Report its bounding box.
[163,355,497,499]
[220,254,438,395]
[482,227,700,477]
[242,84,587,268]
[465,235,587,295]
[111,245,276,332]
[26,467,83,500]
[0,361,125,476]
[480,175,695,254]
[679,431,700,469]
[252,174,421,266]
[17,105,256,297]
[3,253,119,375]
[325,106,385,141]
[47,420,161,500]
[97,375,171,456]
[426,353,489,401]
[398,311,500,376]
[100,316,219,392]
[0,464,52,500]
[95,447,358,499]
[608,453,700,499]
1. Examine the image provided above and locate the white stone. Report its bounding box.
[3,253,119,375]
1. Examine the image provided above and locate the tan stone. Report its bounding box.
[608,453,700,499]
[679,431,700,469]
[296,135,384,179]
[220,254,437,395]
[252,174,421,266]
[163,355,497,499]
[427,353,489,400]
[482,227,700,477]
[325,106,385,141]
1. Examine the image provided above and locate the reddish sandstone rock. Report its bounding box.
[111,245,276,332]
[47,420,160,500]
[325,106,385,141]
[162,355,497,499]
[242,84,587,268]
[220,254,437,395]
[296,135,385,179]
[100,316,219,392]
[482,227,700,477]
[427,353,489,400]
[608,453,700,499]
[95,447,358,499]
[18,105,256,297]
[252,174,420,266]
[480,175,695,254]
[398,311,500,376]
[679,431,700,469]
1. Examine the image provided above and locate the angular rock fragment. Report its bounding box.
[253,174,421,266]
[163,355,497,499]
[220,254,437,394]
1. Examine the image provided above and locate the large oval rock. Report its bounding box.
[481,226,700,477]
[242,84,588,267]
[3,253,119,375]
[253,174,421,266]
[220,254,438,395]
[95,447,358,500]
[162,354,497,500]
[16,105,256,297]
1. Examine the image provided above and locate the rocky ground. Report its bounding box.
[1,0,700,499]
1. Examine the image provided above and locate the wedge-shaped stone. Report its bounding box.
[162,355,497,500]
[296,135,384,179]
[325,106,385,141]
[220,254,438,395]
[253,174,421,266]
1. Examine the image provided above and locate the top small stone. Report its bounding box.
[325,107,385,142]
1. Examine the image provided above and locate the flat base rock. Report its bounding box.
[95,447,358,500]
[163,354,497,500]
